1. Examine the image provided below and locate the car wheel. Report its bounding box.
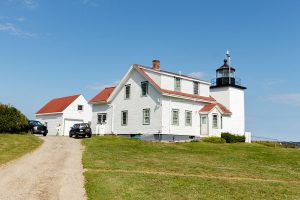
[87,134,91,138]
[69,132,72,138]
[43,133,47,137]
[75,133,79,138]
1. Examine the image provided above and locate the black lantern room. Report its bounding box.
[211,57,246,90]
[216,59,236,86]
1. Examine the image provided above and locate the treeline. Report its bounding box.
[0,103,28,133]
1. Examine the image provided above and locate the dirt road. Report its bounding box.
[0,136,86,200]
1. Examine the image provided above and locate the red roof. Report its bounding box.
[89,87,116,103]
[135,65,215,102]
[200,103,231,114]
[36,94,80,115]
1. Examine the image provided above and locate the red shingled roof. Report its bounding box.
[36,94,80,115]
[200,103,231,114]
[89,87,116,103]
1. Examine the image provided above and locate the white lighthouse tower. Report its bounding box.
[210,51,247,135]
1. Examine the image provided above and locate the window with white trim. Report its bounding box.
[193,82,199,95]
[125,84,131,99]
[172,109,179,125]
[121,111,128,126]
[212,114,218,129]
[185,110,192,126]
[97,113,107,124]
[174,77,181,91]
[78,105,83,111]
[141,81,148,96]
[143,109,150,125]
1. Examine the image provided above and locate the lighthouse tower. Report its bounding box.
[210,51,247,135]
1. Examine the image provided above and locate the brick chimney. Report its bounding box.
[152,60,160,70]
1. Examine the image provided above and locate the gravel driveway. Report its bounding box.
[0,136,87,200]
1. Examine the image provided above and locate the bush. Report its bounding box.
[202,137,226,143]
[221,132,245,143]
[0,103,28,133]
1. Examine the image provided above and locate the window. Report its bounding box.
[141,81,148,96]
[121,111,128,126]
[125,84,131,99]
[193,82,199,95]
[78,105,83,111]
[143,109,150,125]
[172,109,179,125]
[185,111,192,126]
[201,116,207,124]
[174,77,181,91]
[221,116,223,129]
[212,114,218,129]
[97,113,107,124]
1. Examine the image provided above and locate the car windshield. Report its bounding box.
[80,123,89,128]
[32,121,43,126]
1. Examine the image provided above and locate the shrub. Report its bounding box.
[221,132,245,143]
[0,103,28,133]
[202,137,226,143]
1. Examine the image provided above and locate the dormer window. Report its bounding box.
[174,77,181,91]
[78,105,83,111]
[193,82,199,95]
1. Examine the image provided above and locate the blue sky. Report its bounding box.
[0,0,299,141]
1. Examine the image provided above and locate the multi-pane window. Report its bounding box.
[212,114,218,129]
[174,77,181,91]
[78,105,83,111]
[193,82,199,95]
[97,113,107,124]
[121,111,128,126]
[143,109,150,125]
[125,84,131,99]
[172,109,179,125]
[141,81,148,96]
[185,111,192,126]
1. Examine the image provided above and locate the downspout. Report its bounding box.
[110,103,114,134]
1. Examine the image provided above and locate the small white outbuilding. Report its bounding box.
[35,94,92,136]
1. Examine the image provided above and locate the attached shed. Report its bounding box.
[35,94,92,136]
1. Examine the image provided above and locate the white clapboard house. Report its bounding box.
[89,55,248,141]
[36,94,92,136]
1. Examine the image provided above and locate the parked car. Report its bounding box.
[28,120,48,136]
[69,123,92,138]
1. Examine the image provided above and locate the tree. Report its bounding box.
[0,103,28,133]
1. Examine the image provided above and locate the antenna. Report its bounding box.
[225,50,231,84]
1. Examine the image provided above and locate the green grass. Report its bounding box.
[82,136,300,200]
[0,133,43,165]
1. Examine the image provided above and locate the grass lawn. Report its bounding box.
[0,134,43,165]
[82,136,300,200]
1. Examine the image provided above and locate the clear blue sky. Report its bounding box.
[0,0,299,141]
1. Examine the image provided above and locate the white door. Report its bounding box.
[63,119,83,136]
[96,113,107,135]
[96,124,106,135]
[200,115,208,135]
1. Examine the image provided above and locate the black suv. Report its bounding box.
[28,120,48,136]
[69,123,92,138]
